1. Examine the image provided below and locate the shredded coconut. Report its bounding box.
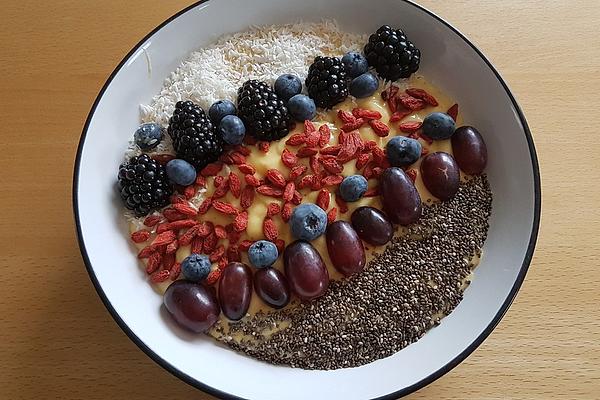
[140,20,367,125]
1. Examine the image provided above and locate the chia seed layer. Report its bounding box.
[212,175,492,369]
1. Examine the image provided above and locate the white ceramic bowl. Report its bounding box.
[73,1,540,398]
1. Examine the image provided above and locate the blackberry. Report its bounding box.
[117,154,172,216]
[168,100,223,169]
[364,25,421,81]
[305,56,349,109]
[237,80,291,141]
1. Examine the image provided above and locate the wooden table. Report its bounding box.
[1,1,598,398]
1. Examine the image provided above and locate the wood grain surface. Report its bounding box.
[1,0,599,398]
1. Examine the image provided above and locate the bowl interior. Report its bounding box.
[74,0,539,399]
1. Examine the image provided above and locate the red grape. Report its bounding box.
[420,152,460,200]
[451,126,487,175]
[326,221,366,276]
[350,206,393,246]
[254,267,290,309]
[218,262,252,321]
[163,281,220,333]
[284,241,329,301]
[380,167,422,225]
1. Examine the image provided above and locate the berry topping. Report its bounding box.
[342,51,369,79]
[422,112,456,140]
[364,25,421,81]
[134,123,163,150]
[287,94,317,122]
[117,154,172,216]
[274,74,302,102]
[219,115,246,145]
[168,100,224,169]
[237,80,291,141]
[181,253,212,282]
[386,136,422,167]
[306,56,349,109]
[339,175,368,202]
[208,100,237,124]
[166,159,197,186]
[349,72,379,98]
[248,240,279,268]
[290,203,328,241]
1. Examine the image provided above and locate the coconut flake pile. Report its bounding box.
[140,20,367,125]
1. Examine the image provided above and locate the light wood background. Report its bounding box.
[1,0,599,398]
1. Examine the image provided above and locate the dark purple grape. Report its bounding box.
[380,167,422,225]
[351,206,393,246]
[218,262,252,321]
[420,152,460,200]
[451,126,487,175]
[326,221,366,276]
[284,241,329,301]
[254,267,290,309]
[163,281,220,333]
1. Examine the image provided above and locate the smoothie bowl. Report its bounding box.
[73,0,540,398]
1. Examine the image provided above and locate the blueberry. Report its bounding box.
[274,74,302,102]
[342,52,369,78]
[166,159,197,186]
[181,253,211,282]
[248,240,279,268]
[134,123,163,150]
[349,72,379,98]
[290,203,328,241]
[386,136,422,167]
[422,112,456,140]
[287,94,317,121]
[339,175,368,202]
[219,115,246,145]
[208,100,237,124]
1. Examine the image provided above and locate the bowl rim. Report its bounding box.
[72,1,541,398]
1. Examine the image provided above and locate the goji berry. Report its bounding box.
[150,269,170,283]
[327,207,338,224]
[183,185,196,199]
[258,141,270,153]
[200,162,223,177]
[152,230,176,246]
[381,84,400,101]
[155,223,170,234]
[405,88,439,106]
[243,135,257,145]
[322,175,343,186]
[198,196,213,214]
[172,203,198,217]
[337,109,356,124]
[397,94,426,111]
[304,119,316,134]
[233,211,248,232]
[138,245,157,259]
[163,208,186,221]
[267,202,281,217]
[229,172,241,198]
[352,108,382,120]
[310,155,321,175]
[341,118,366,132]
[196,221,213,237]
[421,146,429,156]
[205,268,222,285]
[203,232,218,253]
[298,174,314,189]
[227,245,241,262]
[335,195,349,213]
[170,194,186,204]
[191,237,203,254]
[281,202,293,222]
[337,131,363,162]
[321,158,343,174]
[244,174,261,187]
[368,120,390,137]
[169,262,181,281]
[389,109,412,122]
[364,186,380,197]
[282,182,295,202]
[146,252,162,274]
[166,239,179,254]
[212,178,230,199]
[234,145,251,156]
[286,133,306,146]
[316,189,330,210]
[164,219,197,232]
[239,240,253,251]
[143,215,161,227]
[406,169,417,183]
[219,153,234,165]
[266,169,287,188]
[399,121,423,133]
[212,201,239,215]
[214,175,225,187]
[209,245,225,262]
[229,152,246,165]
[363,162,375,180]
[355,153,371,170]
[372,167,384,178]
[214,225,227,239]
[238,164,256,174]
[281,148,298,168]
[131,230,150,243]
[320,145,341,155]
[240,185,255,209]
[310,175,323,190]
[151,153,175,165]
[447,103,459,121]
[420,133,433,145]
[318,124,330,147]
[289,165,307,180]
[275,239,285,254]
[296,146,319,158]
[256,185,283,197]
[162,252,176,270]
[292,190,302,205]
[263,217,278,241]
[371,146,388,168]
[179,225,200,246]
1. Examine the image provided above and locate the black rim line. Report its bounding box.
[72,1,541,399]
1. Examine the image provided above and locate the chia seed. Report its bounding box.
[212,175,492,369]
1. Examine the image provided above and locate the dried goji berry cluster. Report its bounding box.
[131,86,455,286]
